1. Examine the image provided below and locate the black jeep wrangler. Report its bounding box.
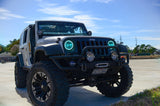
[15,21,133,106]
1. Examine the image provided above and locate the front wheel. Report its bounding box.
[96,64,133,97]
[27,61,69,106]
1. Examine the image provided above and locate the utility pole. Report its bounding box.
[135,36,137,47]
[120,35,123,44]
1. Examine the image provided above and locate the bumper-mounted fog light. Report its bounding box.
[111,51,118,61]
[86,52,95,62]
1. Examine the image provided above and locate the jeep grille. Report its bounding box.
[65,38,113,57]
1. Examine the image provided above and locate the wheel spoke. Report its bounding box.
[116,82,120,86]
[34,77,41,83]
[33,86,41,91]
[110,82,113,87]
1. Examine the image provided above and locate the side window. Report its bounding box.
[20,32,24,45]
[23,29,28,44]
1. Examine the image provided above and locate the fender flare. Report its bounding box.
[16,53,24,67]
[34,44,64,56]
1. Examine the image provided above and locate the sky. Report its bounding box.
[0,0,160,49]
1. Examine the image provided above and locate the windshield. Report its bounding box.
[38,21,88,36]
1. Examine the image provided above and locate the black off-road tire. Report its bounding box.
[96,64,133,97]
[27,61,69,106]
[15,60,27,88]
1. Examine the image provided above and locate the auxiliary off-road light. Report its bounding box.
[86,52,95,62]
[64,40,74,50]
[111,51,118,61]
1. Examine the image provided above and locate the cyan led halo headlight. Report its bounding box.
[108,40,115,46]
[64,40,74,50]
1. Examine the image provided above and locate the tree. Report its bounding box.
[5,39,20,52]
[0,44,5,53]
[126,46,132,53]
[133,45,140,54]
[133,44,157,55]
[10,44,19,56]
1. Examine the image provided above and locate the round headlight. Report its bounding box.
[64,40,74,50]
[86,52,95,62]
[111,51,118,61]
[108,40,115,46]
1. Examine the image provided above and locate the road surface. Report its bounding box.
[0,59,160,106]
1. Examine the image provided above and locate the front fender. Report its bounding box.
[35,44,64,56]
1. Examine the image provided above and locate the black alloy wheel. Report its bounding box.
[31,72,51,102]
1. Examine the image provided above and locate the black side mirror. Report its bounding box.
[29,25,32,28]
[38,30,43,38]
[87,31,92,36]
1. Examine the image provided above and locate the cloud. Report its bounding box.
[0,8,25,20]
[136,29,160,33]
[111,25,130,28]
[137,37,160,41]
[0,8,10,13]
[108,31,130,37]
[69,0,113,3]
[70,0,87,2]
[24,21,35,24]
[106,19,120,23]
[38,5,80,16]
[95,0,113,3]
[35,0,43,2]
[74,15,103,21]
[155,45,160,49]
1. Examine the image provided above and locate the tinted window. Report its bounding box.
[38,21,88,36]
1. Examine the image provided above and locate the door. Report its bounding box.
[20,28,32,68]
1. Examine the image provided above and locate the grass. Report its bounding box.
[112,87,160,106]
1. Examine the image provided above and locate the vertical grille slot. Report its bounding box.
[104,41,108,55]
[102,41,106,56]
[95,41,100,55]
[77,41,81,53]
[82,41,85,48]
[100,41,105,55]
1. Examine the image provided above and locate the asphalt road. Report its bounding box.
[0,59,160,106]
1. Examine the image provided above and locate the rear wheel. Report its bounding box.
[14,60,27,88]
[27,61,69,106]
[96,64,133,97]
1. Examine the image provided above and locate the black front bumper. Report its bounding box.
[49,46,129,74]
